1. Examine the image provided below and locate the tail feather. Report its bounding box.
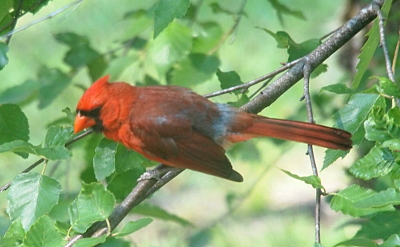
[228,116,352,150]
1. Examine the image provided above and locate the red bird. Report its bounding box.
[74,75,352,182]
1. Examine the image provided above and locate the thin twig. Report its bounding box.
[203,58,301,98]
[302,58,321,243]
[0,0,84,41]
[372,2,395,82]
[0,129,94,192]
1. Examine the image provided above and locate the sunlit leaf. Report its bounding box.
[330,185,394,217]
[349,147,395,180]
[279,169,325,191]
[7,173,61,230]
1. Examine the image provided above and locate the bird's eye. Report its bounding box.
[76,106,102,119]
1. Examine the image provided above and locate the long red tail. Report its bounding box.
[228,115,352,150]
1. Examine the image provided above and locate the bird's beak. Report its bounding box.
[74,114,96,133]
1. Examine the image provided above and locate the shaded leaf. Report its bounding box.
[171,53,220,87]
[22,215,63,247]
[267,0,305,24]
[93,138,118,181]
[192,22,223,53]
[37,67,71,109]
[323,94,383,169]
[0,42,9,70]
[153,0,190,38]
[0,104,29,144]
[68,183,115,233]
[356,211,400,241]
[0,220,25,247]
[146,21,192,76]
[334,237,378,247]
[44,125,73,148]
[131,203,192,226]
[217,69,243,95]
[114,218,153,238]
[7,173,61,230]
[352,0,393,89]
[320,83,354,95]
[0,79,39,105]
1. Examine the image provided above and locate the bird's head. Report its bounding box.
[74,74,138,135]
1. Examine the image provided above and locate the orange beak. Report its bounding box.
[74,114,96,133]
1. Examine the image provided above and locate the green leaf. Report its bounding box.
[349,147,395,180]
[352,0,393,89]
[114,145,147,174]
[16,0,52,14]
[381,139,400,151]
[320,83,354,94]
[72,235,107,247]
[279,169,325,191]
[171,53,220,87]
[107,169,142,201]
[0,79,39,105]
[55,32,107,80]
[37,67,71,109]
[0,104,29,144]
[114,218,153,238]
[364,107,400,143]
[146,21,192,76]
[334,238,378,247]
[44,125,73,147]
[0,0,13,21]
[0,220,25,247]
[131,203,192,226]
[353,188,400,208]
[267,0,305,25]
[377,77,400,98]
[0,140,71,160]
[356,211,400,241]
[323,94,383,169]
[153,0,190,38]
[22,215,63,247]
[209,3,235,15]
[330,185,394,217]
[7,173,61,230]
[93,138,118,181]
[217,69,243,95]
[192,22,223,53]
[68,183,115,233]
[381,234,400,247]
[0,42,9,70]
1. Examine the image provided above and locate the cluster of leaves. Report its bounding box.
[0,0,399,246]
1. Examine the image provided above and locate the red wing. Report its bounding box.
[130,115,243,182]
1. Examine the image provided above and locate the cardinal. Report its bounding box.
[74,75,352,182]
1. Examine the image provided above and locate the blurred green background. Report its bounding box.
[0,0,360,246]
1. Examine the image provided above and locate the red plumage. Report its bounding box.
[74,75,352,182]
